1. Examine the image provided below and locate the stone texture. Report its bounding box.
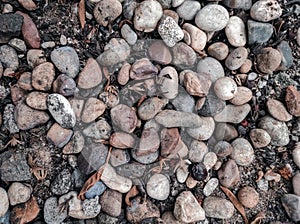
[158,16,184,47]
[44,197,68,224]
[203,197,235,219]
[161,128,181,158]
[0,14,23,43]
[177,1,201,20]
[137,127,160,156]
[32,62,55,91]
[214,77,237,100]
[238,186,259,208]
[118,62,131,85]
[277,41,294,70]
[8,38,27,52]
[50,169,73,195]
[197,94,226,116]
[218,159,240,188]
[47,123,73,148]
[81,98,105,123]
[257,47,282,74]
[85,181,107,199]
[7,182,32,206]
[109,132,136,149]
[52,74,77,97]
[208,42,229,60]
[172,42,197,67]
[231,138,254,166]
[247,20,274,45]
[83,119,111,140]
[203,178,219,196]
[225,47,248,70]
[148,40,172,65]
[138,97,168,120]
[293,173,300,196]
[286,85,300,117]
[197,57,225,82]
[182,23,207,53]
[121,24,137,45]
[130,58,158,80]
[111,104,137,133]
[186,116,215,140]
[157,66,179,99]
[230,86,252,106]
[214,104,251,124]
[93,0,122,26]
[250,128,271,148]
[222,0,252,9]
[250,0,282,22]
[0,188,9,217]
[267,98,292,121]
[63,131,85,154]
[0,45,19,71]
[183,71,211,97]
[3,104,19,134]
[225,16,246,47]
[27,49,46,68]
[26,91,48,110]
[282,194,300,222]
[293,145,300,168]
[146,174,170,200]
[100,189,122,217]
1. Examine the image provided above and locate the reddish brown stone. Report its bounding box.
[286,85,300,117]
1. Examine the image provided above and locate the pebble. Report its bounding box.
[47,93,76,128]
[137,127,160,156]
[231,138,254,166]
[53,74,77,96]
[130,58,158,80]
[248,72,258,81]
[78,142,108,175]
[214,123,238,141]
[126,197,160,223]
[0,45,19,71]
[286,85,300,117]
[100,189,122,217]
[47,123,73,148]
[195,5,229,31]
[115,163,146,182]
[132,147,159,164]
[293,145,300,168]
[281,194,300,222]
[214,77,237,100]
[176,164,189,183]
[11,84,26,105]
[146,174,170,200]
[16,11,41,48]
[82,119,111,140]
[81,98,105,123]
[257,47,282,74]
[197,57,225,82]
[50,169,73,195]
[250,128,271,148]
[121,24,137,45]
[172,0,184,7]
[138,97,168,120]
[63,131,85,154]
[109,132,136,149]
[203,152,218,170]
[203,178,219,196]
[267,98,292,122]
[177,1,201,20]
[27,49,46,68]
[111,104,137,133]
[250,0,282,22]
[101,164,132,193]
[158,16,184,47]
[0,14,23,43]
[85,181,107,199]
[18,0,37,10]
[258,116,290,146]
[292,173,300,196]
[230,87,252,105]
[32,62,55,91]
[197,94,226,116]
[8,38,27,52]
[172,42,197,67]
[225,47,248,70]
[0,188,9,217]
[133,0,163,32]
[51,47,80,78]
[118,62,130,85]
[187,116,215,140]
[8,182,32,206]
[182,23,207,53]
[238,186,260,208]
[257,178,269,191]
[171,86,195,112]
[174,191,205,222]
[203,197,235,219]
[161,211,181,224]
[218,159,240,188]
[0,84,9,100]
[222,0,252,10]
[160,128,180,157]
[240,59,253,73]
[110,149,130,167]
[3,104,19,134]
[157,66,179,99]
[184,72,211,97]
[225,16,246,47]
[247,20,274,45]
[123,0,138,20]
[277,41,294,70]
[78,58,102,89]
[214,104,251,124]
[207,42,229,60]
[214,141,233,157]
[93,0,122,26]
[44,197,68,224]
[148,40,172,65]
[189,140,208,162]
[15,101,50,130]
[26,91,48,110]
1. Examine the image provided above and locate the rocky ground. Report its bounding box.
[0,0,300,223]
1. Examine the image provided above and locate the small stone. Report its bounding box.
[63,131,85,154]
[3,3,14,13]
[230,86,253,105]
[44,197,68,224]
[238,186,259,208]
[51,47,80,78]
[134,0,163,32]
[214,123,239,141]
[286,85,300,117]
[172,42,197,67]
[157,66,179,99]
[197,94,226,116]
[183,71,211,97]
[247,20,274,45]
[111,104,137,133]
[10,84,26,105]
[222,0,252,9]
[26,91,48,110]
[118,62,130,85]
[47,123,73,148]
[207,42,229,61]
[258,116,290,146]
[131,148,159,165]
[8,38,27,52]
[85,181,107,199]
[189,140,208,162]
[282,194,300,222]
[182,23,207,53]
[292,173,300,196]
[18,0,37,10]
[77,58,102,89]
[214,104,251,124]
[137,127,160,156]
[81,98,105,123]
[248,72,258,81]
[176,163,189,183]
[189,162,208,181]
[267,98,292,122]
[203,197,235,219]
[53,74,77,97]
[0,14,23,43]
[121,24,137,45]
[15,101,50,130]
[197,57,225,82]
[157,0,172,9]
[240,59,253,73]
[27,49,46,68]
[60,35,67,45]
[203,152,218,170]
[123,0,138,20]
[160,128,180,157]
[138,97,168,120]
[231,138,254,166]
[8,182,32,206]
[94,0,122,26]
[16,11,40,48]
[162,212,181,224]
[250,128,271,148]
[32,62,55,91]
[171,86,195,112]
[277,41,294,70]
[293,145,300,168]
[50,169,73,195]
[225,47,248,70]
[146,174,170,200]
[47,93,76,128]
[110,149,130,167]
[158,16,184,47]
[186,116,215,140]
[177,1,201,20]
[218,159,240,188]
[3,104,19,134]
[0,188,9,217]
[257,47,282,74]
[0,45,19,71]
[148,40,172,65]
[174,191,205,222]
[83,119,111,140]
[250,0,282,22]
[130,58,158,80]
[203,178,219,196]
[109,132,136,149]
[225,16,247,47]
[214,77,237,100]
[195,5,229,31]
[100,189,122,217]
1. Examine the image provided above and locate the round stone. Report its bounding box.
[250,128,271,148]
[195,5,229,32]
[172,42,197,67]
[257,47,282,74]
[214,141,233,157]
[203,178,219,196]
[267,98,293,122]
[146,174,170,200]
[207,42,229,61]
[250,0,282,22]
[176,1,201,20]
[230,86,253,105]
[214,77,237,100]
[148,40,172,65]
[189,140,208,163]
[238,186,259,208]
[0,187,9,217]
[93,0,122,26]
[197,57,225,82]
[182,23,207,53]
[231,138,254,166]
[218,159,240,188]
[31,62,55,91]
[225,16,246,47]
[203,197,235,219]
[225,47,248,70]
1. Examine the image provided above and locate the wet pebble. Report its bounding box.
[100,189,122,217]
[281,194,300,222]
[0,45,19,71]
[250,128,271,148]
[214,77,237,100]
[250,0,282,22]
[172,42,197,67]
[158,16,184,47]
[257,47,282,74]
[121,24,137,45]
[207,42,229,61]
[218,159,240,188]
[47,123,73,148]
[267,98,292,121]
[238,186,260,208]
[230,86,252,105]
[44,197,68,224]
[286,85,300,117]
[177,1,201,20]
[26,91,48,110]
[31,62,55,91]
[214,104,251,124]
[53,74,77,96]
[292,173,300,196]
[148,40,172,65]
[0,188,9,217]
[146,174,170,200]
[203,197,235,219]
[197,57,225,82]
[225,16,246,47]
[293,145,300,168]
[203,178,219,196]
[78,58,102,89]
[93,0,122,26]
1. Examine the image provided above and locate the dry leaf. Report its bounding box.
[125,186,139,206]
[79,0,86,29]
[220,186,249,224]
[278,166,292,180]
[250,212,266,224]
[10,196,40,224]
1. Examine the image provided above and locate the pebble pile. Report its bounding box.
[0,0,299,223]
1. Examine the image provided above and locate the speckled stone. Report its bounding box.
[225,16,246,47]
[158,16,184,47]
[250,0,282,22]
[231,138,254,166]
[203,197,235,219]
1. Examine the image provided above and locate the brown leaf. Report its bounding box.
[220,186,249,224]
[278,166,292,180]
[79,0,86,29]
[10,196,40,224]
[250,212,266,224]
[125,186,139,206]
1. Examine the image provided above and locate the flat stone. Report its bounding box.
[250,0,282,22]
[138,97,168,120]
[250,128,271,148]
[267,98,292,121]
[100,189,122,217]
[15,101,50,130]
[133,0,163,32]
[214,77,238,100]
[0,14,23,43]
[189,140,208,162]
[85,181,107,199]
[182,23,207,53]
[63,131,85,154]
[247,20,274,45]
[174,191,205,222]
[286,85,300,117]
[137,127,160,156]
[161,128,180,158]
[0,45,19,71]
[222,0,252,10]
[197,57,225,82]
[51,47,80,78]
[214,104,251,124]
[3,104,19,134]
[293,145,300,168]
[282,194,300,222]
[226,16,246,47]
[81,98,105,123]
[203,178,219,196]
[121,24,137,45]
[238,186,259,208]
[44,197,68,224]
[0,188,9,217]
[110,149,130,167]
[293,173,300,196]
[230,86,252,105]
[197,95,226,116]
[257,47,282,74]
[203,197,235,219]
[109,132,136,149]
[111,104,137,133]
[32,62,55,91]
[172,42,197,67]
[146,174,170,200]
[27,49,46,68]
[158,16,184,47]
[177,1,201,20]
[118,62,130,85]
[26,91,48,110]
[47,123,73,148]
[195,5,229,31]
[78,58,102,89]
[157,66,179,99]
[231,138,254,166]
[218,159,240,188]
[277,41,294,70]
[148,40,172,65]
[8,182,32,206]
[8,38,27,52]
[171,86,195,112]
[258,116,290,146]
[183,71,211,97]
[50,169,73,195]
[207,42,229,61]
[52,74,77,97]
[186,116,215,140]
[225,47,248,70]
[41,41,56,49]
[130,58,158,80]
[93,0,122,26]
[83,119,111,140]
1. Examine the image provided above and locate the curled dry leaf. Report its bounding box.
[264,168,281,182]
[79,0,86,29]
[278,165,292,180]
[10,196,40,224]
[220,186,249,224]
[125,185,139,206]
[250,212,266,224]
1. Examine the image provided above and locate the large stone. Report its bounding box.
[225,16,246,47]
[257,47,282,74]
[146,174,170,200]
[77,58,102,89]
[218,159,240,188]
[247,20,273,45]
[282,194,300,222]
[250,0,282,22]
[44,197,68,224]
[203,197,235,219]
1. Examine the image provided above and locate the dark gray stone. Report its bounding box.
[171,86,195,113]
[0,14,23,43]
[50,169,74,195]
[277,41,294,70]
[198,95,226,116]
[248,20,273,45]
